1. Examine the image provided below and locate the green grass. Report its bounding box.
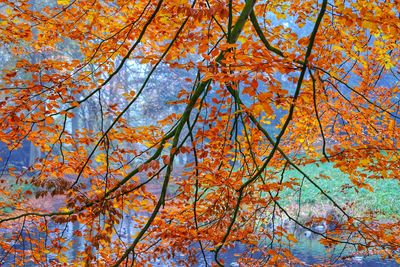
[278,162,400,219]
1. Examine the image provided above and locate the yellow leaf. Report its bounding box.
[95,153,105,163]
[59,255,68,264]
[57,0,70,5]
[159,16,169,24]
[360,158,369,165]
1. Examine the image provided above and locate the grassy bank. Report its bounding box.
[279,162,400,219]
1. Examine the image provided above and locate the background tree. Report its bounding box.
[0,0,399,266]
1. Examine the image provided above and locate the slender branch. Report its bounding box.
[0,211,73,224]
[309,69,330,161]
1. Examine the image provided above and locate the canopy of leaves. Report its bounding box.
[0,0,399,266]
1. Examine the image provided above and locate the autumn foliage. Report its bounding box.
[0,0,399,266]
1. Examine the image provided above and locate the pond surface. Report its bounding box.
[192,239,399,267]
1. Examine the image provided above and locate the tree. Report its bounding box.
[0,0,399,266]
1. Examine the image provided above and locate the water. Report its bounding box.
[290,236,399,267]
[193,240,399,267]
